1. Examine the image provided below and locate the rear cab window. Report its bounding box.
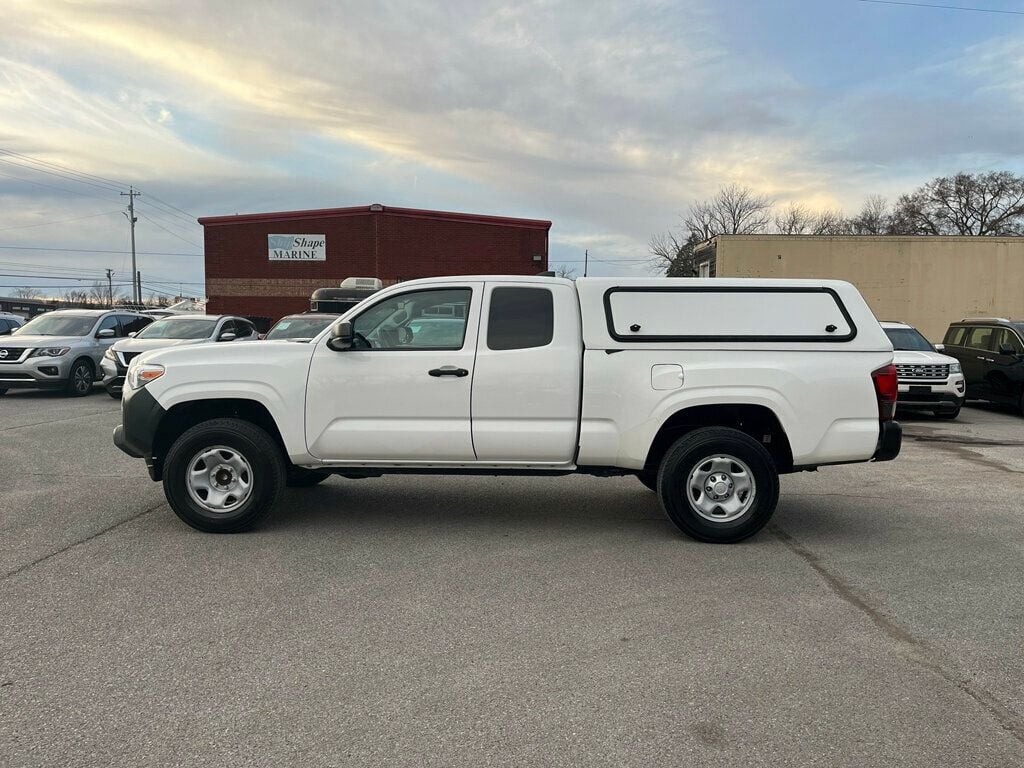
[487,287,554,350]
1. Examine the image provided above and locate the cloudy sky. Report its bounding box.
[1,0,1023,296]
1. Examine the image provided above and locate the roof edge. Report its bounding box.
[198,204,552,229]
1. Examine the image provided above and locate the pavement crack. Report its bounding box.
[769,523,1024,746]
[910,439,1024,475]
[0,410,115,433]
[2,501,164,582]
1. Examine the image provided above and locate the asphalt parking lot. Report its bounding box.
[2,390,1023,767]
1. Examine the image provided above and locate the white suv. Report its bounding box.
[880,321,965,419]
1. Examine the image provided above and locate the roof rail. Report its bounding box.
[959,317,1011,323]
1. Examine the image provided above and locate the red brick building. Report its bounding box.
[199,204,551,321]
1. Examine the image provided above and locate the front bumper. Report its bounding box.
[896,374,965,410]
[112,386,167,480]
[872,421,902,462]
[100,356,126,392]
[0,353,74,389]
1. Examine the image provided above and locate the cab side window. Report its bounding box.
[120,315,152,336]
[96,315,123,337]
[965,327,994,351]
[219,320,237,339]
[994,329,1024,355]
[237,320,257,338]
[944,327,967,347]
[352,289,471,350]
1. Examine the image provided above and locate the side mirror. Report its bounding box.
[999,344,1016,356]
[327,319,354,351]
[218,332,237,342]
[933,343,944,352]
[97,328,115,338]
[128,332,137,338]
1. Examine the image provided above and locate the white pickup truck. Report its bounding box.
[114,275,901,543]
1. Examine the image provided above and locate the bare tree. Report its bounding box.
[12,286,39,299]
[685,183,773,237]
[849,195,891,234]
[88,281,110,306]
[810,209,851,235]
[774,203,813,235]
[891,171,1024,235]
[553,265,578,281]
[652,184,773,276]
[64,289,90,305]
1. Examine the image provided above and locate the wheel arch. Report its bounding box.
[152,398,288,480]
[643,403,794,476]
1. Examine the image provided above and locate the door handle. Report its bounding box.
[428,366,469,378]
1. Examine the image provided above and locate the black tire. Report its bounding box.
[286,467,331,487]
[636,468,658,492]
[0,388,7,396]
[657,427,780,544]
[163,418,286,533]
[106,386,122,399]
[65,358,94,397]
[934,406,960,420]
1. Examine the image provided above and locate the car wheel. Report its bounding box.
[65,359,94,397]
[286,467,331,487]
[163,418,286,533]
[657,427,780,544]
[106,386,122,399]
[636,468,658,492]
[934,406,961,420]
[0,388,7,396]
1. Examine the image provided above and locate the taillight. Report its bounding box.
[872,363,898,422]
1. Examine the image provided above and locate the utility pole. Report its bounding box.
[584,249,589,277]
[121,187,140,304]
[136,270,142,309]
[105,268,114,307]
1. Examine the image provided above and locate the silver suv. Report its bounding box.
[0,309,152,397]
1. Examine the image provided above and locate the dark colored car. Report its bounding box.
[942,318,1024,415]
[264,313,339,341]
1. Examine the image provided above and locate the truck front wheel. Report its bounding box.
[657,427,780,544]
[163,418,286,533]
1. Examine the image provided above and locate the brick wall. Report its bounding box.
[203,207,549,320]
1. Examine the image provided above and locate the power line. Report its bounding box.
[0,155,123,193]
[856,0,1024,14]
[0,210,123,233]
[0,169,116,201]
[0,245,202,256]
[137,212,203,249]
[141,192,197,222]
[0,148,127,188]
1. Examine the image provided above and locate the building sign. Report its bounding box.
[268,234,326,261]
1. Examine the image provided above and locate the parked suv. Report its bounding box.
[0,309,152,396]
[942,318,1024,415]
[101,314,258,397]
[880,322,965,419]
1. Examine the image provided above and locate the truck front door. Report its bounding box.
[305,285,480,462]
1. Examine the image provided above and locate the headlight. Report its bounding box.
[127,363,165,389]
[949,362,962,374]
[29,347,70,358]
[103,347,117,361]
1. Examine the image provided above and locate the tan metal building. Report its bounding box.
[695,235,1024,341]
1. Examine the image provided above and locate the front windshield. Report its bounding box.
[14,314,96,337]
[136,318,217,340]
[884,327,934,351]
[266,316,336,340]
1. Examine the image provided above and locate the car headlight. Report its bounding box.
[127,363,165,389]
[29,347,70,358]
[949,362,962,374]
[103,347,117,361]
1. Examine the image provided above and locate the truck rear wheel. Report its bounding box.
[163,418,286,533]
[657,427,779,544]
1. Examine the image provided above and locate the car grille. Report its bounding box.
[0,347,26,362]
[896,363,950,380]
[118,351,141,366]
